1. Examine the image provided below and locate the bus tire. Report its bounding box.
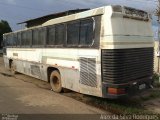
[50,70,62,93]
[10,61,16,75]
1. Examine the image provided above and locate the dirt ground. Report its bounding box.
[0,56,107,115]
[143,98,160,114]
[142,89,160,114]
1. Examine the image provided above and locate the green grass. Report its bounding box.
[103,90,160,115]
[140,90,160,101]
[90,97,148,114]
[68,88,160,116]
[82,95,160,120]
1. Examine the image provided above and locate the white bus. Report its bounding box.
[3,5,154,99]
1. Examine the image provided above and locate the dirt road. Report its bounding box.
[0,56,107,119]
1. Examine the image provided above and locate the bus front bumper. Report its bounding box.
[102,77,153,99]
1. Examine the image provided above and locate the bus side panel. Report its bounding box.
[3,55,10,69]
[77,49,102,97]
[59,67,80,92]
[42,49,103,97]
[4,57,48,82]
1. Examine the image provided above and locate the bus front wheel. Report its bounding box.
[50,70,62,93]
[10,61,16,75]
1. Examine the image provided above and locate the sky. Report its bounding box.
[0,0,157,33]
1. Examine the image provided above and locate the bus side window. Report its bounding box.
[67,21,80,46]
[25,30,32,47]
[5,35,9,47]
[80,18,94,46]
[32,29,39,46]
[21,30,31,47]
[39,28,46,46]
[47,26,56,45]
[3,36,6,47]
[33,28,46,47]
[6,34,13,47]
[13,33,17,47]
[21,31,27,47]
[17,32,21,47]
[6,35,10,47]
[55,24,65,45]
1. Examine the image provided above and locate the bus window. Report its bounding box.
[47,26,56,45]
[67,21,80,45]
[6,34,13,47]
[12,33,17,47]
[55,24,65,45]
[26,30,32,46]
[80,18,94,46]
[21,31,31,47]
[3,36,7,47]
[33,28,46,46]
[32,29,39,46]
[17,32,21,47]
[21,31,26,46]
[39,28,46,45]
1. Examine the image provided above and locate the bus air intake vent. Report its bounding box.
[80,58,97,87]
[102,48,153,84]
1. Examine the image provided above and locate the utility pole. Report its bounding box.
[156,0,160,73]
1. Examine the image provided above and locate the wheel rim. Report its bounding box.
[11,63,15,72]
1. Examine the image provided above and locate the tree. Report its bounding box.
[155,0,160,72]
[0,20,12,48]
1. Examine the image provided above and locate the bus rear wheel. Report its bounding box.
[50,70,62,93]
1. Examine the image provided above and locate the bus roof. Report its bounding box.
[17,8,90,28]
[4,5,106,35]
[42,6,105,27]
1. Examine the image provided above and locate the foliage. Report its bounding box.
[0,20,12,48]
[153,73,160,88]
[153,73,159,81]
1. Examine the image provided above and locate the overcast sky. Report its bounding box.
[0,0,157,31]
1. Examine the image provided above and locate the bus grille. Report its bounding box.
[101,48,153,84]
[80,58,97,87]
